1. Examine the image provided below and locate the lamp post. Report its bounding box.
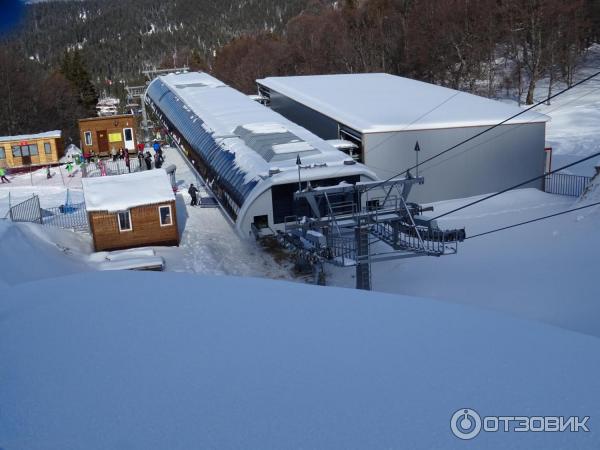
[296,154,302,193]
[414,141,421,178]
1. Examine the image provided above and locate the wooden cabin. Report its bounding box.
[0,130,63,169]
[79,114,138,157]
[82,170,179,252]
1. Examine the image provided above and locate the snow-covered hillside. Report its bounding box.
[0,271,598,450]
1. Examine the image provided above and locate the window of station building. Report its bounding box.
[0,146,5,159]
[12,146,21,157]
[158,205,172,226]
[28,144,39,156]
[253,215,269,229]
[44,142,52,155]
[84,131,92,146]
[117,211,132,232]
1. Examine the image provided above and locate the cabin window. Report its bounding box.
[44,142,52,155]
[28,144,39,156]
[158,205,172,226]
[117,211,132,232]
[84,131,92,146]
[0,147,5,159]
[12,146,21,157]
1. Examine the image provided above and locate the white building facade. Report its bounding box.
[257,73,549,203]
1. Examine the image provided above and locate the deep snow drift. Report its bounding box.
[0,271,598,450]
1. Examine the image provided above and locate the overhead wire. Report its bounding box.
[466,200,600,240]
[429,150,600,221]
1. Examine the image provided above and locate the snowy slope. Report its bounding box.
[0,221,92,285]
[531,44,600,176]
[329,188,600,337]
[0,271,598,450]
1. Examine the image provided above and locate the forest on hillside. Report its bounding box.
[1,0,600,141]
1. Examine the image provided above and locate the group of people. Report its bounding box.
[110,147,130,162]
[136,142,165,171]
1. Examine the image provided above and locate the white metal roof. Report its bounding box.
[257,73,549,134]
[0,130,61,143]
[157,72,373,183]
[82,170,175,212]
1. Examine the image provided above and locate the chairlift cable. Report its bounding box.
[465,200,600,240]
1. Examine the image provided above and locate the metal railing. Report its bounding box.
[42,202,89,232]
[82,158,145,177]
[544,172,592,197]
[8,194,42,224]
[7,194,89,232]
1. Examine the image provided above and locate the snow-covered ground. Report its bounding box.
[0,148,292,281]
[0,271,598,450]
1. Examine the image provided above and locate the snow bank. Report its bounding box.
[0,221,93,285]
[0,271,598,450]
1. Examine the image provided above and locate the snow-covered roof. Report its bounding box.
[0,130,61,143]
[82,170,175,212]
[146,72,375,206]
[257,73,549,133]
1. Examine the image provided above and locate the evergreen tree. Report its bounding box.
[60,50,98,117]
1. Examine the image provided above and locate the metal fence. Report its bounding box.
[41,202,89,232]
[82,158,144,177]
[8,194,42,224]
[7,195,89,232]
[544,172,592,197]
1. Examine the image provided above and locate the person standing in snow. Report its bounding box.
[124,150,131,173]
[188,183,198,206]
[154,152,162,169]
[46,166,52,179]
[144,151,153,170]
[153,141,161,155]
[137,148,144,169]
[111,147,117,162]
[65,162,74,177]
[0,167,10,183]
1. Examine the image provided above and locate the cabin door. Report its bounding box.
[21,146,31,165]
[96,130,109,155]
[123,128,135,151]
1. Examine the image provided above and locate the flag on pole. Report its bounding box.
[414,141,421,152]
[296,154,302,166]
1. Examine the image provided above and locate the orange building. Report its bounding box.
[0,130,63,169]
[79,114,138,156]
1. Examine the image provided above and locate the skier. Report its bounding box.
[188,183,198,206]
[153,140,161,155]
[65,162,74,177]
[0,167,10,183]
[46,166,52,179]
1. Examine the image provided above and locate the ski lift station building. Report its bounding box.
[145,72,376,236]
[257,74,550,203]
